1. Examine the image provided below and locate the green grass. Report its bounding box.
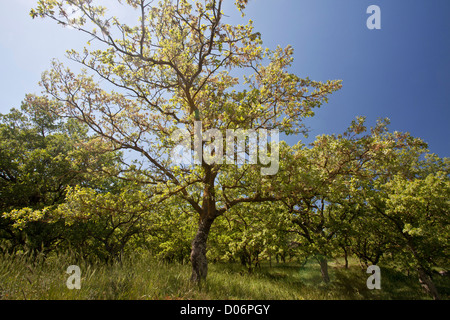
[0,252,448,300]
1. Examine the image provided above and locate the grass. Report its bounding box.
[0,252,448,300]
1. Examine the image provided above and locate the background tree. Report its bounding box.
[57,182,156,262]
[143,196,196,264]
[0,103,117,254]
[358,148,450,300]
[28,0,342,281]
[271,118,382,282]
[208,201,291,272]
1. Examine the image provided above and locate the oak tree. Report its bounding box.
[28,0,341,281]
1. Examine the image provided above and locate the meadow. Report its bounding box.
[1,252,448,300]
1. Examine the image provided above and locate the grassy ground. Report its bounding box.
[0,251,448,300]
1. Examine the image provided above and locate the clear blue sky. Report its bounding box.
[1,0,449,157]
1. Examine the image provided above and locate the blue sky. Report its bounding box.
[1,0,449,157]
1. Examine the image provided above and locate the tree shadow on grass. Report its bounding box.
[331,267,381,300]
[331,266,435,300]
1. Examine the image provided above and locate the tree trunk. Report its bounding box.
[417,267,440,300]
[405,238,441,300]
[342,246,349,269]
[190,216,215,283]
[318,256,330,283]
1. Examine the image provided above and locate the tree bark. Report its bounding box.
[318,256,330,283]
[190,216,215,283]
[342,246,349,269]
[405,237,441,300]
[417,267,441,300]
